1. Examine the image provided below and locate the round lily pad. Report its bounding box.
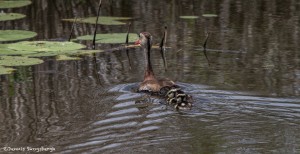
[62,16,132,25]
[0,13,26,21]
[27,52,58,57]
[202,14,218,17]
[56,55,81,61]
[7,41,86,52]
[0,44,38,55]
[0,48,37,55]
[27,50,102,58]
[0,65,15,75]
[0,30,37,42]
[0,56,43,66]
[76,33,138,44]
[180,16,199,19]
[73,50,104,56]
[30,49,104,60]
[0,1,32,9]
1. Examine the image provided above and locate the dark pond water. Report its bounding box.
[1,0,300,153]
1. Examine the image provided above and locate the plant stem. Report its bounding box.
[68,16,77,42]
[125,22,132,69]
[92,0,102,49]
[203,32,210,65]
[160,26,168,71]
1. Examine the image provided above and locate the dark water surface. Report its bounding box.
[1,0,300,153]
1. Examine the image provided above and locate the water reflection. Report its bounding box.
[1,0,300,153]
[40,82,298,154]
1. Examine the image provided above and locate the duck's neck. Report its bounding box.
[144,43,155,81]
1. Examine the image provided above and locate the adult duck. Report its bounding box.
[135,32,176,93]
[135,32,192,109]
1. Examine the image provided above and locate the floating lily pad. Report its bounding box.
[1,41,102,59]
[0,44,38,55]
[180,16,199,19]
[76,33,138,44]
[62,16,131,25]
[56,55,81,61]
[7,41,86,52]
[0,13,26,21]
[0,48,37,55]
[73,50,104,56]
[0,30,37,42]
[202,14,218,17]
[0,1,32,9]
[38,49,104,61]
[27,50,100,58]
[0,56,43,66]
[27,52,58,57]
[58,49,104,56]
[0,66,15,75]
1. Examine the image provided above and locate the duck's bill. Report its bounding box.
[135,39,141,45]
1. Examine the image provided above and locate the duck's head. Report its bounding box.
[135,32,153,50]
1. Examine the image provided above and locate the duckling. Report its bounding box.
[165,88,193,109]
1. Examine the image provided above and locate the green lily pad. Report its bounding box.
[0,56,43,66]
[27,50,101,58]
[55,50,106,61]
[7,41,86,52]
[0,1,32,9]
[60,50,104,56]
[27,52,58,57]
[0,44,38,55]
[56,55,81,61]
[0,30,37,42]
[202,14,218,17]
[76,33,138,44]
[62,16,131,25]
[180,16,199,19]
[0,48,37,55]
[0,66,15,75]
[0,13,26,21]
[73,50,104,56]
[27,50,95,58]
[3,41,102,58]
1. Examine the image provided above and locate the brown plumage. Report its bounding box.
[135,32,176,92]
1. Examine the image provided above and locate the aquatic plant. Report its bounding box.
[62,16,132,25]
[0,0,31,9]
[75,33,138,44]
[0,12,26,21]
[0,30,37,42]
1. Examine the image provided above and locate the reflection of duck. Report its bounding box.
[135,32,192,109]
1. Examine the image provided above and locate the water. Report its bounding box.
[1,0,300,153]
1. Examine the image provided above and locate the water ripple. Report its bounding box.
[52,82,300,153]
[53,82,191,154]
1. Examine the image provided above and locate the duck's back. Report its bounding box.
[138,78,176,93]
